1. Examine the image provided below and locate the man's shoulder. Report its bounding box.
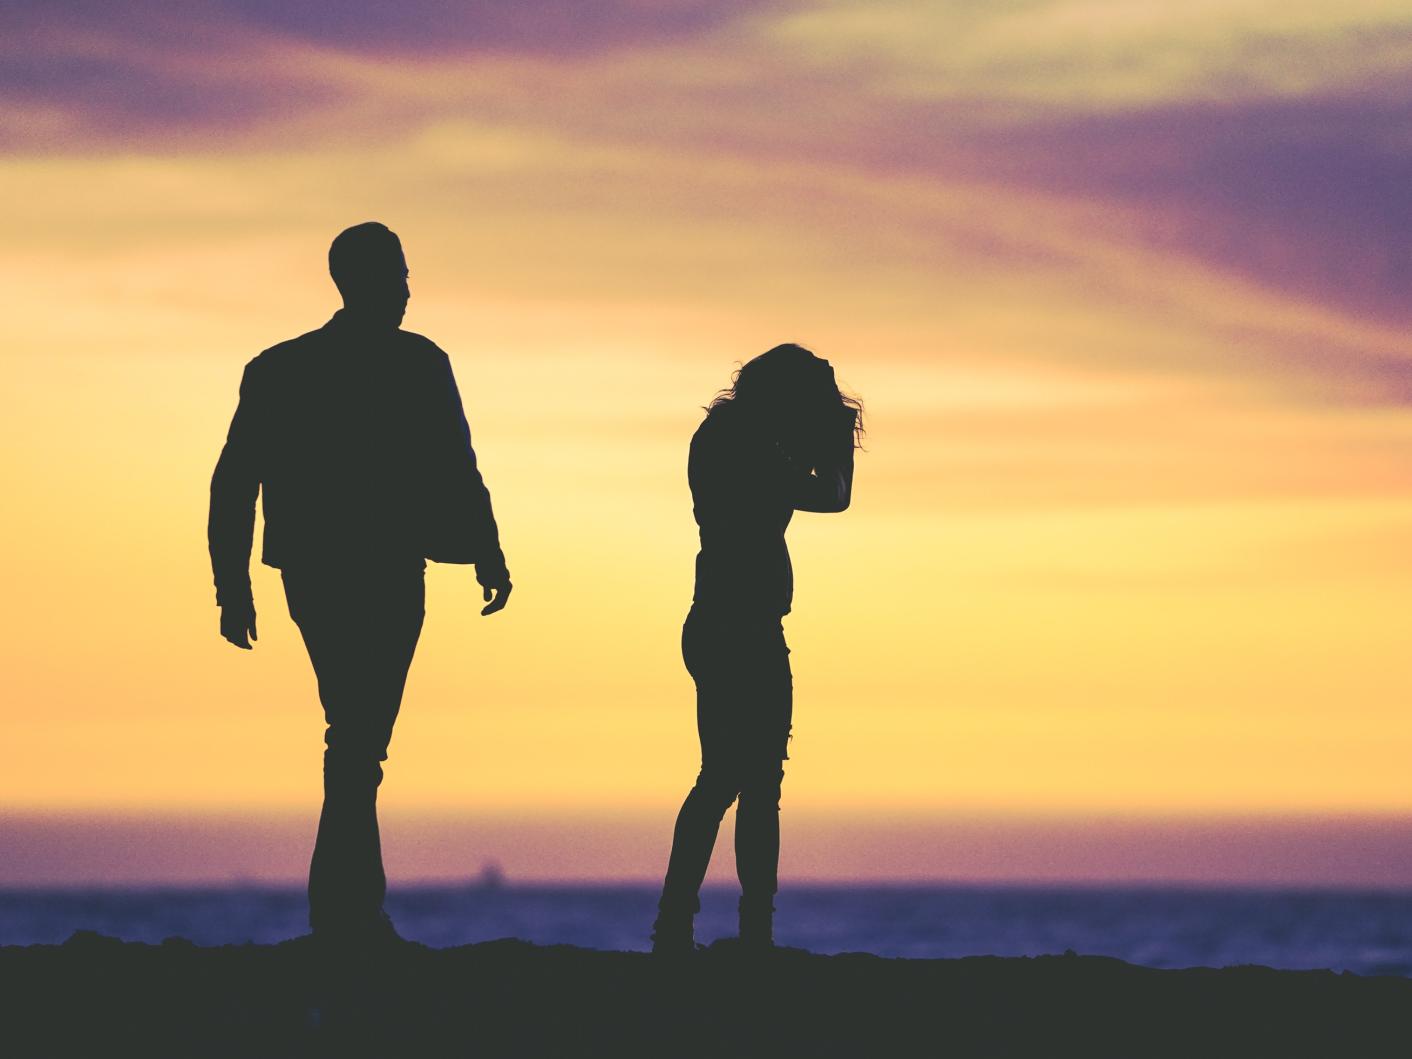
[246,327,328,373]
[394,328,450,365]
[243,324,449,383]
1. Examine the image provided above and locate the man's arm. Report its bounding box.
[208,361,261,648]
[433,352,513,615]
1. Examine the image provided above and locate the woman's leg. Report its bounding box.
[654,609,739,948]
[653,611,791,949]
[734,763,784,944]
[733,622,792,944]
[657,765,740,920]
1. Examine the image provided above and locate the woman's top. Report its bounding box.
[689,402,853,617]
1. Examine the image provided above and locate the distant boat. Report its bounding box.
[471,861,505,891]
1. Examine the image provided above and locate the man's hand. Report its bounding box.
[480,578,513,616]
[220,603,258,649]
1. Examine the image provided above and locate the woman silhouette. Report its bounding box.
[652,344,862,953]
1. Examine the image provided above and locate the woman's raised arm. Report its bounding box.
[789,407,856,513]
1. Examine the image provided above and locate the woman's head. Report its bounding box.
[709,343,864,453]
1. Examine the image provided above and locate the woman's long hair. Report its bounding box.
[707,343,865,453]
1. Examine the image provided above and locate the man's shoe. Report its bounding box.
[313,911,410,952]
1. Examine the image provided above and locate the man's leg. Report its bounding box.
[283,565,424,936]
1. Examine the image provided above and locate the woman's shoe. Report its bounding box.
[737,896,775,949]
[650,910,698,956]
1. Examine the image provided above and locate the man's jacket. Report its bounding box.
[208,310,509,607]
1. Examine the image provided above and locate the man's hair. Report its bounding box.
[328,222,403,293]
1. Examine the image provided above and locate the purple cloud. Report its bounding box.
[5,1,1409,399]
[0,0,789,146]
[211,0,773,54]
[2,0,782,56]
[937,91,1412,326]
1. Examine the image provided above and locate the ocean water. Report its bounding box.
[2,884,1409,976]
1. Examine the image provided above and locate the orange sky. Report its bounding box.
[3,1,1412,884]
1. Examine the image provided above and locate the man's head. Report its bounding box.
[328,222,409,327]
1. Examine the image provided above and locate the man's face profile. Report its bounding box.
[343,250,409,327]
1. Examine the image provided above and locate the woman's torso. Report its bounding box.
[689,407,796,617]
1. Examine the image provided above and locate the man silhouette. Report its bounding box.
[208,222,512,944]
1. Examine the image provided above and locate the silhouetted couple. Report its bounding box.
[207,223,861,952]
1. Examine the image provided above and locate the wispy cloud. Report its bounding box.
[769,0,1412,106]
[6,1,1408,355]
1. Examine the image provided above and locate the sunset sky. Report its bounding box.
[3,1,1412,886]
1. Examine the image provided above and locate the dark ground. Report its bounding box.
[2,933,1409,1057]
